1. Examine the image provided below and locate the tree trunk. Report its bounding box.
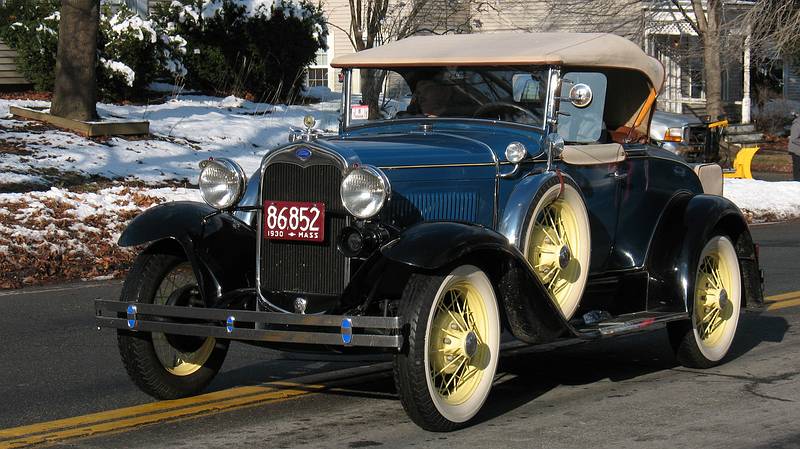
[690,0,724,121]
[50,0,100,121]
[361,69,384,120]
[702,34,724,121]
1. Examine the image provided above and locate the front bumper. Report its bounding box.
[94,299,402,349]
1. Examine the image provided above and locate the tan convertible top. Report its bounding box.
[331,32,665,89]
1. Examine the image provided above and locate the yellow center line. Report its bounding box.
[0,381,325,449]
[765,290,800,303]
[766,297,800,311]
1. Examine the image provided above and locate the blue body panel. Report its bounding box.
[314,119,704,278]
[226,117,729,320]
[330,121,546,229]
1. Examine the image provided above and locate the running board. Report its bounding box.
[573,311,689,339]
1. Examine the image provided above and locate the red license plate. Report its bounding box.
[263,201,325,242]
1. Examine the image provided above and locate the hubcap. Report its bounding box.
[695,253,733,346]
[464,331,478,358]
[558,245,571,269]
[152,263,216,376]
[429,282,490,405]
[528,200,581,306]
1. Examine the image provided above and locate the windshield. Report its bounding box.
[345,67,549,129]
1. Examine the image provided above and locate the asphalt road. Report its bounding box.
[0,220,798,448]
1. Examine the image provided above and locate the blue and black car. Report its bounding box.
[96,32,763,431]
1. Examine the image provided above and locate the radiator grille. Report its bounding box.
[260,163,347,298]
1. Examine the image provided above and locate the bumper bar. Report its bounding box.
[94,299,402,349]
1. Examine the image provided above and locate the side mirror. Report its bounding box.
[568,83,593,108]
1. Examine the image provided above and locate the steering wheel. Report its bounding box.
[472,102,539,122]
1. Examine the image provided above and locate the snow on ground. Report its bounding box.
[724,178,800,223]
[0,95,340,186]
[0,186,200,288]
[0,92,342,287]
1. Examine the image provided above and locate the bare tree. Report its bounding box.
[737,0,800,62]
[51,0,100,121]
[664,0,725,120]
[486,1,758,120]
[335,0,479,118]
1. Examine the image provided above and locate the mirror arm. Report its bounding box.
[499,163,522,179]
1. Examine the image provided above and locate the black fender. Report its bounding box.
[647,193,763,313]
[119,201,256,306]
[379,222,572,344]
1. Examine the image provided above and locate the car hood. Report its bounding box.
[317,122,545,167]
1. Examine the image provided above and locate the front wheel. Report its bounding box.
[394,265,501,431]
[668,235,742,368]
[523,176,591,320]
[117,252,229,399]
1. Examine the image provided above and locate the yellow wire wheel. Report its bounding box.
[691,236,741,362]
[524,181,591,320]
[151,262,216,376]
[423,265,500,424]
[394,264,500,430]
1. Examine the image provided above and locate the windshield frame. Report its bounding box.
[339,66,555,133]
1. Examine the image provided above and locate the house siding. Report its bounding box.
[786,63,800,102]
[474,0,645,43]
[0,40,28,85]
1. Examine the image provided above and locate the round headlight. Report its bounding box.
[340,166,390,219]
[198,158,246,210]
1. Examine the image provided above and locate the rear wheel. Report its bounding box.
[669,235,742,368]
[394,265,500,431]
[117,252,229,399]
[523,178,591,320]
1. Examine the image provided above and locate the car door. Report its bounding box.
[557,72,622,274]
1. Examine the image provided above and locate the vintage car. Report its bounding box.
[95,32,763,431]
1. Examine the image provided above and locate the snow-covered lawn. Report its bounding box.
[0,95,339,187]
[724,178,800,223]
[0,186,200,288]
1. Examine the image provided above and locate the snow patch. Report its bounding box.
[724,178,800,223]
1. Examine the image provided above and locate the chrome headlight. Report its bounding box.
[198,158,246,210]
[340,165,390,219]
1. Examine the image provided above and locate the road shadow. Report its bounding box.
[728,310,791,360]
[202,310,789,426]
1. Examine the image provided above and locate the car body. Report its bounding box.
[96,32,763,431]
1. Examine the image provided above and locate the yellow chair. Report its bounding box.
[723,146,760,179]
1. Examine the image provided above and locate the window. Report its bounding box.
[307,68,328,88]
[347,67,548,128]
[306,36,332,88]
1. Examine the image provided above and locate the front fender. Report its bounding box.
[380,222,572,344]
[119,201,256,305]
[497,170,562,249]
[647,194,762,313]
